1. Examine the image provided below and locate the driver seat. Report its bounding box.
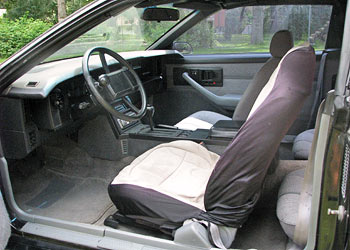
[108,46,316,248]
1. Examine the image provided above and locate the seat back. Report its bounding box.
[204,46,316,227]
[232,30,294,121]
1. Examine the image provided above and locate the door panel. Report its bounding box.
[153,4,332,132]
[154,52,322,136]
[167,62,266,96]
[153,53,269,125]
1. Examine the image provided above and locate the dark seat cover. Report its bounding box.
[109,46,316,230]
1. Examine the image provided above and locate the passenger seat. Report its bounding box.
[175,30,294,130]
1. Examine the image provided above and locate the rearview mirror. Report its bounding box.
[142,7,179,22]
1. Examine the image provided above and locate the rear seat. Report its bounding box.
[277,99,324,249]
[293,129,315,159]
[277,49,340,249]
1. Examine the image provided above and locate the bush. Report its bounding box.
[0,16,52,58]
[179,20,214,49]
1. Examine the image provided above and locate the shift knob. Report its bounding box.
[146,105,155,130]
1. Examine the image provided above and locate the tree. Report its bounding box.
[177,19,214,49]
[269,6,291,34]
[251,6,264,44]
[288,6,308,41]
[3,0,56,22]
[57,0,67,22]
[224,8,246,41]
[66,0,94,15]
[3,0,94,23]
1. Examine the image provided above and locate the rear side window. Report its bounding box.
[175,5,332,54]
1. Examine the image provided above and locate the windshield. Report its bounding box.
[46,6,191,62]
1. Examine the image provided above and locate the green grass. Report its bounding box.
[191,34,324,54]
[191,34,271,54]
[0,58,6,63]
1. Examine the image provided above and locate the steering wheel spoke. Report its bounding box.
[115,88,135,99]
[122,96,140,113]
[99,51,110,74]
[82,47,147,122]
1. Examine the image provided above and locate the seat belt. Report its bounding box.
[184,219,237,249]
[308,52,328,128]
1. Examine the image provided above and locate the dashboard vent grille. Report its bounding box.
[121,139,128,155]
[27,81,38,87]
[28,129,37,149]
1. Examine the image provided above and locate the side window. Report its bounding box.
[175,5,332,54]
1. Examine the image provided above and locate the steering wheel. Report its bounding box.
[82,47,147,121]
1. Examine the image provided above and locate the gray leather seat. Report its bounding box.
[175,30,294,130]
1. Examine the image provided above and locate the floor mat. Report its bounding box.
[34,177,113,224]
[25,178,75,209]
[15,173,113,224]
[231,206,287,250]
[11,136,135,224]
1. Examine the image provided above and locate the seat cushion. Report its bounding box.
[111,140,220,210]
[293,129,315,160]
[277,168,305,240]
[175,111,231,131]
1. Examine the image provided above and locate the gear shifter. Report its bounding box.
[146,105,155,131]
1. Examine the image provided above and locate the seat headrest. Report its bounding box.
[270,30,294,58]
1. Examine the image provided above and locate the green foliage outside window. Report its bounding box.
[141,8,191,44]
[2,0,56,22]
[181,20,214,49]
[1,0,94,23]
[0,16,52,58]
[142,21,175,44]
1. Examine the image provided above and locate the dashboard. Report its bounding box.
[0,50,182,159]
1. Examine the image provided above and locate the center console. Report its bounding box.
[109,104,241,146]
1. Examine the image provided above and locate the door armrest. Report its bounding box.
[182,72,241,110]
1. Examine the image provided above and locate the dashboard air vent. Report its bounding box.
[27,81,38,87]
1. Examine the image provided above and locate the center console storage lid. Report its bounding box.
[212,120,245,130]
[210,120,245,139]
